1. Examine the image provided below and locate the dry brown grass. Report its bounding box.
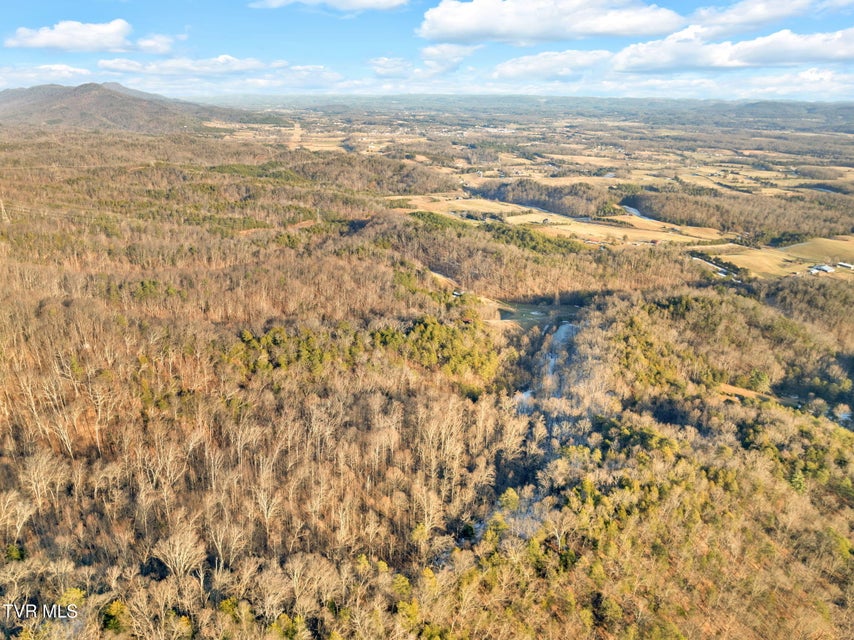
[401,194,533,216]
[716,247,801,277]
[394,192,732,245]
[507,216,683,244]
[783,236,854,263]
[702,236,854,278]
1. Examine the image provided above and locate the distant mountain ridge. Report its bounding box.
[4,83,851,134]
[203,93,854,133]
[0,82,255,133]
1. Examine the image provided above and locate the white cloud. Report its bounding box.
[247,65,344,87]
[34,64,92,78]
[137,35,175,55]
[5,19,133,52]
[693,0,813,37]
[613,26,854,71]
[115,63,344,95]
[685,0,854,39]
[4,19,179,54]
[519,66,854,100]
[98,55,270,76]
[368,45,478,80]
[420,44,480,76]
[733,28,854,64]
[594,73,725,97]
[249,0,407,9]
[493,49,612,79]
[613,27,732,71]
[94,55,343,91]
[744,67,854,97]
[114,62,854,99]
[369,57,413,77]
[419,0,685,43]
[0,64,92,89]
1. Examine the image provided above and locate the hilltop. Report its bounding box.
[0,82,275,133]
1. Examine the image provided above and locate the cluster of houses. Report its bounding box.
[808,262,853,275]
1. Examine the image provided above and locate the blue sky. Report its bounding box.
[2,1,854,99]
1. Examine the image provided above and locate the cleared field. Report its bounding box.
[612,214,724,240]
[498,152,534,166]
[536,175,627,187]
[783,236,854,263]
[704,236,854,278]
[202,119,350,151]
[506,213,722,244]
[204,120,292,143]
[536,220,702,245]
[393,134,852,278]
[354,135,428,152]
[543,153,624,166]
[716,247,801,277]
[719,383,773,403]
[296,135,347,151]
[694,242,745,253]
[289,122,301,149]
[395,193,731,245]
[400,194,529,215]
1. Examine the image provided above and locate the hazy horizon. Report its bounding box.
[6,82,854,106]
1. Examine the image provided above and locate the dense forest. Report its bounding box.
[471,180,612,219]
[0,113,852,640]
[621,186,854,246]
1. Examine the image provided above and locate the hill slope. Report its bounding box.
[0,82,249,133]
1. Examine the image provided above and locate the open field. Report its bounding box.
[784,236,854,263]
[394,193,732,245]
[712,246,804,277]
[399,194,527,216]
[403,125,854,207]
[703,236,854,278]
[507,211,702,244]
[296,135,348,151]
[204,118,352,151]
[535,219,713,245]
[611,213,723,239]
[403,184,851,276]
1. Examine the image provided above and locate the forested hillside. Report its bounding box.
[621,187,854,245]
[0,120,851,639]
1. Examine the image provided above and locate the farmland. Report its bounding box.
[703,236,854,278]
[208,97,854,281]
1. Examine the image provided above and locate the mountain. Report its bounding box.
[0,82,258,133]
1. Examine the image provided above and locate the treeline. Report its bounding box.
[622,183,854,244]
[385,210,698,299]
[472,179,612,218]
[630,289,853,409]
[754,276,854,350]
[0,131,453,241]
[283,150,457,195]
